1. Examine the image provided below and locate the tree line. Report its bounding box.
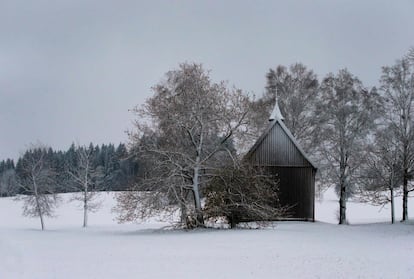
[262,48,414,225]
[0,143,139,196]
[117,47,414,228]
[1,47,413,229]
[0,143,139,229]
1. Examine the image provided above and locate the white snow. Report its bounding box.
[0,190,413,279]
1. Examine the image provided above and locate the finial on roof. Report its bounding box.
[269,95,284,121]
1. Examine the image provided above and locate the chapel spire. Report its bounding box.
[269,93,284,121]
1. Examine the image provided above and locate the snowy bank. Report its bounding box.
[0,191,413,279]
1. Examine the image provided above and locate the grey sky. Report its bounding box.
[1,0,413,160]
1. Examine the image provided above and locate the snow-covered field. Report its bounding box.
[1,190,413,279]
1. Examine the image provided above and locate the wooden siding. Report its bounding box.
[267,167,315,220]
[247,120,316,221]
[250,122,312,167]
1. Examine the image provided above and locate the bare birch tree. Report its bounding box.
[67,145,102,227]
[15,146,59,230]
[357,128,402,224]
[261,63,319,150]
[314,69,381,224]
[116,63,252,228]
[380,54,414,221]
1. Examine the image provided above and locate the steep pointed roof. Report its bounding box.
[245,118,317,170]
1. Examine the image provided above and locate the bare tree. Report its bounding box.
[380,54,414,221]
[261,63,319,150]
[314,69,381,224]
[357,128,402,224]
[116,63,252,228]
[67,145,103,227]
[15,146,59,230]
[406,46,414,62]
[204,162,286,228]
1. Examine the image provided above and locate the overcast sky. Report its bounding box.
[1,0,413,160]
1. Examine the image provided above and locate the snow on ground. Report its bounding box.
[0,190,413,279]
[316,188,414,224]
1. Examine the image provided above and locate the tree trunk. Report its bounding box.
[229,215,236,229]
[33,179,45,230]
[339,183,347,225]
[36,195,45,230]
[83,196,88,228]
[401,109,410,222]
[402,149,408,221]
[390,185,395,224]
[338,145,347,225]
[83,180,88,228]
[390,171,395,224]
[402,173,408,222]
[192,161,204,227]
[180,203,187,226]
[180,190,190,227]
